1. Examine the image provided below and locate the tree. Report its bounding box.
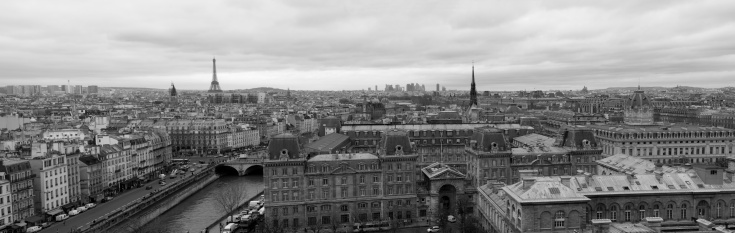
[212,183,249,222]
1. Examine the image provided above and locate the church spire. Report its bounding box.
[469,62,478,106]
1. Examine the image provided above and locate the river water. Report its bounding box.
[141,175,264,232]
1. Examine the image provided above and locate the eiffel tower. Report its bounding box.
[208,58,223,93]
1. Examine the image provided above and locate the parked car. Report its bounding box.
[26,226,42,233]
[55,213,69,221]
[68,209,80,216]
[86,203,96,209]
[105,196,114,201]
[427,226,440,233]
[145,185,153,190]
[447,215,457,223]
[77,206,87,213]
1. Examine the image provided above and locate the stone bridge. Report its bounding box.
[215,156,265,176]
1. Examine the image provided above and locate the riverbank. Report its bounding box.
[79,162,221,233]
[205,189,265,233]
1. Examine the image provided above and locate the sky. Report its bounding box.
[1,0,735,91]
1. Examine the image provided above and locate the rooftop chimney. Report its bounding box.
[519,169,539,179]
[522,177,536,190]
[644,217,663,233]
[560,176,571,188]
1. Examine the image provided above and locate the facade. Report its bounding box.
[79,155,104,203]
[264,131,421,232]
[166,119,229,154]
[227,128,260,149]
[66,152,82,207]
[42,129,86,141]
[0,159,34,222]
[0,178,11,229]
[589,124,735,165]
[30,154,69,216]
[99,144,132,194]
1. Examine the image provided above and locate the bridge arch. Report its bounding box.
[243,165,263,176]
[214,165,239,176]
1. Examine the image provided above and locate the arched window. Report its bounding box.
[639,205,646,220]
[554,211,565,227]
[624,205,632,222]
[717,202,723,218]
[681,204,688,220]
[653,204,660,218]
[730,203,735,218]
[596,205,605,219]
[610,206,618,222]
[667,204,674,220]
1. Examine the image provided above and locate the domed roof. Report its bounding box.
[628,89,651,109]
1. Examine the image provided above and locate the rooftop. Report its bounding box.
[305,133,350,152]
[590,123,735,133]
[309,153,378,162]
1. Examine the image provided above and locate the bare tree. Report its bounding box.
[212,183,248,222]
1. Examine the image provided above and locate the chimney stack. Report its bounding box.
[522,177,536,190]
[560,176,571,188]
[644,217,663,233]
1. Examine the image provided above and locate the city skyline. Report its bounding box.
[2,1,735,91]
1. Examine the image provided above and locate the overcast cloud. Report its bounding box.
[1,0,734,91]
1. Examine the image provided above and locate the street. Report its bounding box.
[38,163,207,233]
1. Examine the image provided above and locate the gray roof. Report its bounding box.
[309,153,378,162]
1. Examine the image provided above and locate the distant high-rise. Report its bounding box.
[74,85,83,94]
[375,85,378,91]
[442,86,446,91]
[48,85,60,94]
[208,58,223,93]
[469,64,478,106]
[87,85,98,94]
[436,83,440,91]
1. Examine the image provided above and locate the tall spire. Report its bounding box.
[208,57,223,93]
[469,61,478,106]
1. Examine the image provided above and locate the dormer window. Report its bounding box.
[396,145,403,152]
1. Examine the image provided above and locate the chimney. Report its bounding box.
[584,172,593,184]
[654,162,664,182]
[696,218,714,231]
[644,217,663,233]
[519,169,538,179]
[522,177,536,190]
[591,219,611,233]
[576,170,585,175]
[560,176,571,188]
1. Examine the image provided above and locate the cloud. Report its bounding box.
[0,0,734,91]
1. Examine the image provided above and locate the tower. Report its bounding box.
[208,58,223,93]
[170,83,177,97]
[469,64,478,106]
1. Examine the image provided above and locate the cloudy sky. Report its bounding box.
[1,0,734,91]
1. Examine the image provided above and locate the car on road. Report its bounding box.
[427,226,440,232]
[26,226,42,233]
[86,203,96,209]
[447,215,457,223]
[55,213,69,221]
[161,182,167,186]
[68,209,80,216]
[145,185,153,190]
[106,196,114,201]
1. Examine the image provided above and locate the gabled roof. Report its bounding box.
[504,177,590,203]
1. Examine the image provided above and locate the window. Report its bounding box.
[341,187,348,198]
[341,176,347,185]
[653,205,660,218]
[358,203,367,209]
[321,205,331,211]
[639,205,646,220]
[373,175,380,183]
[667,204,674,220]
[308,217,317,226]
[341,214,350,223]
[341,205,349,212]
[611,206,617,221]
[360,175,365,184]
[322,178,329,186]
[596,206,605,219]
[554,211,565,227]
[307,206,316,212]
[681,204,687,219]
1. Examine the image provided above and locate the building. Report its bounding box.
[87,85,98,94]
[0,177,11,229]
[42,129,86,141]
[99,144,133,195]
[264,131,421,232]
[589,124,735,165]
[477,165,735,233]
[66,152,82,207]
[624,88,654,125]
[79,155,104,203]
[0,159,34,222]
[30,154,69,218]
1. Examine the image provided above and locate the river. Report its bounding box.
[141,174,264,232]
